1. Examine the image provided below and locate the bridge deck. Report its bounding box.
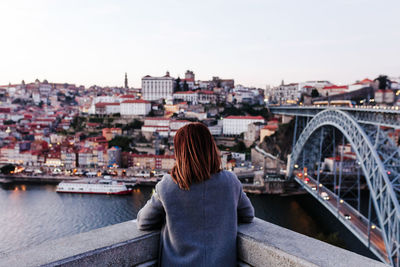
[293,171,388,264]
[269,105,400,128]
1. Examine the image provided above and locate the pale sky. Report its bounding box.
[0,0,399,88]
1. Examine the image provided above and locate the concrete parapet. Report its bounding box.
[0,218,387,267]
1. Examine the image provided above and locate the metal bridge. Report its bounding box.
[270,106,400,266]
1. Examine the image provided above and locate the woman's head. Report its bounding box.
[171,122,221,190]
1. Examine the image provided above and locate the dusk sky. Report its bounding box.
[0,0,399,88]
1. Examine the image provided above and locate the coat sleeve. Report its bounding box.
[237,186,255,223]
[137,182,166,230]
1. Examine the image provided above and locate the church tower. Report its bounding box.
[124,72,128,89]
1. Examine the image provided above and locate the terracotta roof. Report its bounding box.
[142,125,169,128]
[120,94,136,98]
[263,125,278,130]
[121,99,150,104]
[95,102,120,108]
[198,90,214,94]
[323,85,348,90]
[224,115,264,120]
[131,153,175,159]
[174,91,196,95]
[144,117,170,121]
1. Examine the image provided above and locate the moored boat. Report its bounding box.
[56,178,134,195]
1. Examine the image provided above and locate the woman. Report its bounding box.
[137,122,254,266]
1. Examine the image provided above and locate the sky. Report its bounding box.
[0,0,399,88]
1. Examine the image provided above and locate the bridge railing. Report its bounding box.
[0,218,387,267]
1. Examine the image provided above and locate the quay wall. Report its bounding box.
[0,218,387,267]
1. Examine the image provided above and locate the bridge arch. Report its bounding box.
[289,109,400,266]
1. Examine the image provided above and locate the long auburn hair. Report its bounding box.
[171,122,221,190]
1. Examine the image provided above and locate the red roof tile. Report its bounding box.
[224,115,264,120]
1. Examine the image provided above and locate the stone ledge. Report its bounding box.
[0,220,159,267]
[0,218,388,267]
[238,218,387,267]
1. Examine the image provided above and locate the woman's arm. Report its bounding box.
[137,184,166,230]
[237,187,255,223]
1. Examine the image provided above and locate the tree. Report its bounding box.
[108,136,134,152]
[375,75,390,90]
[311,89,320,98]
[3,120,15,125]
[122,119,144,131]
[174,77,181,92]
[1,164,15,174]
[183,80,189,91]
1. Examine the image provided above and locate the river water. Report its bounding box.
[0,183,376,260]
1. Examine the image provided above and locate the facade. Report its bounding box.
[267,83,299,104]
[222,116,265,135]
[244,122,264,146]
[131,154,175,170]
[141,117,170,138]
[321,85,349,97]
[198,90,217,104]
[173,91,198,104]
[142,72,175,101]
[120,100,151,116]
[348,78,373,91]
[169,120,191,136]
[107,146,122,167]
[102,128,122,141]
[95,102,120,115]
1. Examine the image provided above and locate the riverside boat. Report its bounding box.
[56,178,134,195]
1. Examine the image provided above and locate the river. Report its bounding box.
[0,183,376,260]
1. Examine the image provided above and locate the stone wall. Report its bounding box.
[0,218,387,267]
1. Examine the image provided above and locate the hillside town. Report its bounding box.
[0,71,399,178]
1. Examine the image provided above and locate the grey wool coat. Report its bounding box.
[137,170,255,267]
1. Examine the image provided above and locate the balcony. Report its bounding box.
[0,218,386,267]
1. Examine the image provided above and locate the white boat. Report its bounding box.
[56,178,134,195]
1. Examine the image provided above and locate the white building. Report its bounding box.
[267,83,300,104]
[348,78,373,91]
[321,85,349,97]
[94,102,120,115]
[120,99,151,116]
[223,115,265,135]
[142,72,175,101]
[173,91,198,104]
[141,117,171,137]
[170,120,191,136]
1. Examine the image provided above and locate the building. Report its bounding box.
[107,146,122,167]
[131,154,175,170]
[321,85,349,97]
[173,91,198,104]
[102,128,122,141]
[260,124,278,143]
[142,72,175,101]
[141,117,170,138]
[170,120,191,136]
[348,78,373,91]
[198,90,217,104]
[267,83,299,104]
[95,102,120,115]
[244,122,264,147]
[120,99,151,116]
[223,116,265,135]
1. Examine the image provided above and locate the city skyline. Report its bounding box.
[0,0,399,88]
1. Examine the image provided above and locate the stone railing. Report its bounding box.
[0,218,387,267]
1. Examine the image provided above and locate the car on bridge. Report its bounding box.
[320,192,329,200]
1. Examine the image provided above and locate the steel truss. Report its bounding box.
[270,106,400,128]
[288,109,400,266]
